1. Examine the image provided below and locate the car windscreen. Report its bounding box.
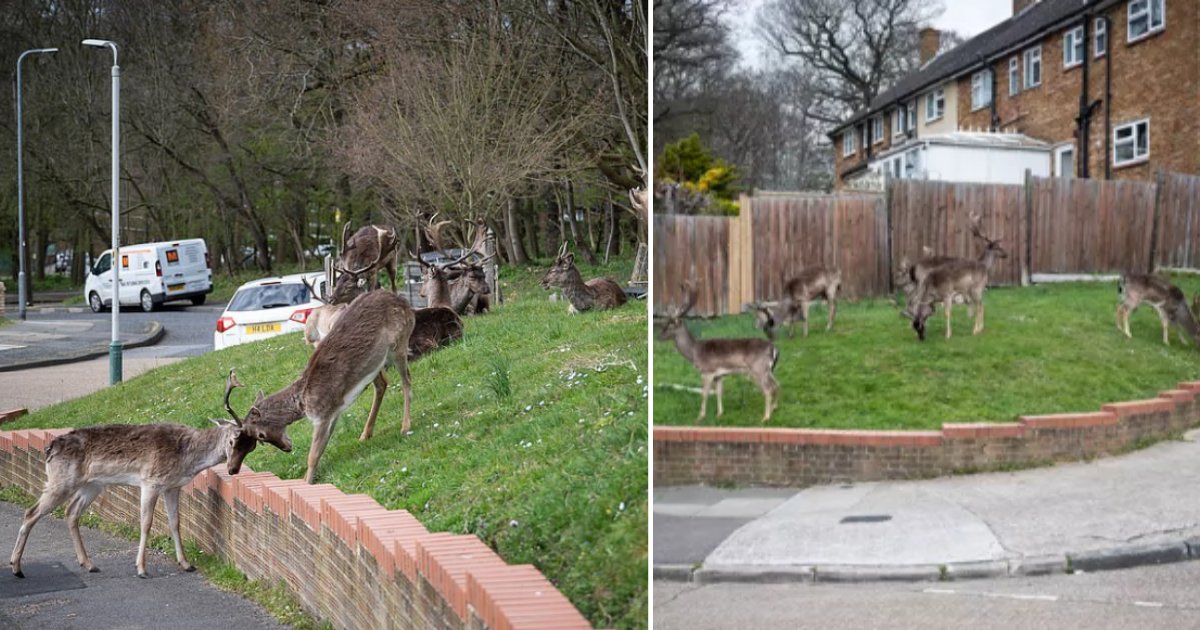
[226,283,312,312]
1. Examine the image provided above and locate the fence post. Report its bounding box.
[1022,168,1033,286]
[884,179,894,296]
[1148,169,1165,273]
[738,193,753,311]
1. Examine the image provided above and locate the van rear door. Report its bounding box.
[158,240,211,297]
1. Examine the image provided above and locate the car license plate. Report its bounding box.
[245,323,281,335]
[168,283,185,291]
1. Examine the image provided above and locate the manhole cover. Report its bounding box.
[839,514,892,524]
[0,562,86,598]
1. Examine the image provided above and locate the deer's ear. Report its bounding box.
[255,389,265,404]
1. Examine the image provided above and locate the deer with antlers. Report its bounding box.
[1117,273,1200,346]
[334,222,400,293]
[11,371,256,579]
[419,219,494,315]
[910,213,1008,341]
[541,243,628,313]
[229,290,415,483]
[662,283,780,422]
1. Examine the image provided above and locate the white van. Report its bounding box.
[84,239,213,312]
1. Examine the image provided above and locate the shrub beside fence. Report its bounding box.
[654,170,1200,316]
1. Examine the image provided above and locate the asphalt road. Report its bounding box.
[24,301,225,358]
[655,561,1200,629]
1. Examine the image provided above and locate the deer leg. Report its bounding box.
[67,483,103,572]
[10,485,73,578]
[715,377,725,418]
[1119,302,1135,338]
[305,417,339,484]
[361,371,389,442]
[163,487,194,572]
[944,296,954,339]
[974,299,985,335]
[759,373,778,422]
[135,485,161,578]
[826,298,836,331]
[696,375,712,422]
[802,301,811,337]
[399,359,413,434]
[1155,305,1170,346]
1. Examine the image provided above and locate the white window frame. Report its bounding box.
[924,87,945,122]
[861,124,868,149]
[1113,118,1150,166]
[893,108,905,138]
[906,102,916,130]
[1008,57,1020,96]
[1054,144,1076,178]
[970,70,992,111]
[1024,46,1042,88]
[1127,0,1165,43]
[843,129,855,157]
[1064,26,1084,67]
[872,116,884,144]
[1094,17,1108,57]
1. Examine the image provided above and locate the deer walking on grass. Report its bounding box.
[541,243,627,313]
[231,290,416,484]
[910,213,1007,341]
[1117,273,1200,346]
[661,283,780,422]
[11,371,255,579]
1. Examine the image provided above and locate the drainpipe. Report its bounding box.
[1103,15,1113,179]
[1079,18,1090,178]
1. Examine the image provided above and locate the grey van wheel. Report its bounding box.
[140,290,155,312]
[89,292,105,313]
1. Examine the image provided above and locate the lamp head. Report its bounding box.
[82,39,112,47]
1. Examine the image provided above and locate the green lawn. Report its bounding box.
[8,256,647,629]
[655,277,1200,430]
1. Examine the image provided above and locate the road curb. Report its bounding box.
[656,539,1200,585]
[0,321,166,373]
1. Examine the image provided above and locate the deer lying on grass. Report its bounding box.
[335,222,399,292]
[11,371,255,579]
[231,290,415,483]
[541,243,627,313]
[301,276,367,348]
[910,215,1008,341]
[1117,273,1200,346]
[662,284,780,422]
[420,219,493,315]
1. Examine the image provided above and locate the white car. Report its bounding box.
[85,239,213,312]
[214,272,328,350]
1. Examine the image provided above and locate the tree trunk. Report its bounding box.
[604,194,616,264]
[523,205,541,259]
[564,181,599,265]
[504,197,529,264]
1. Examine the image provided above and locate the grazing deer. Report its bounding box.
[301,276,366,348]
[231,291,415,483]
[1117,273,1200,346]
[749,301,803,341]
[662,284,780,422]
[336,222,399,292]
[773,266,841,338]
[896,248,961,318]
[11,371,255,579]
[910,215,1007,341]
[541,243,628,313]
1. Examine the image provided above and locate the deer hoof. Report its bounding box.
[88,566,100,573]
[13,570,24,579]
[183,565,196,573]
[138,571,149,579]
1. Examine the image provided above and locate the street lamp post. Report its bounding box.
[83,39,122,384]
[15,47,58,321]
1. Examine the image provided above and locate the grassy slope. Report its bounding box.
[10,257,648,629]
[655,277,1200,430]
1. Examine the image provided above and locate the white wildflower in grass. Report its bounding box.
[401,467,408,473]
[524,405,532,412]
[619,502,625,511]
[509,520,519,528]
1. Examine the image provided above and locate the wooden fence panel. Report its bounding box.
[889,179,1023,286]
[652,214,730,317]
[1030,176,1156,274]
[1156,172,1200,270]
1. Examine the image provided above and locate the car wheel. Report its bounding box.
[140,290,156,312]
[89,292,106,313]
[191,294,206,306]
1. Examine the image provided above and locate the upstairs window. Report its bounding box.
[843,129,855,157]
[971,70,993,110]
[906,102,916,130]
[861,124,868,149]
[1113,118,1149,166]
[1024,46,1042,88]
[1008,57,1020,96]
[1064,26,1084,67]
[1094,17,1108,57]
[893,108,905,137]
[924,87,945,122]
[1128,0,1165,42]
[872,116,884,144]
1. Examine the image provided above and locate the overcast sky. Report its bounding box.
[730,0,1014,69]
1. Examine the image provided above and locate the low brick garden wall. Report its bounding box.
[655,381,1200,487]
[0,429,592,630]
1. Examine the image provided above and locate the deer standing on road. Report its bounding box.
[541,243,628,313]
[11,371,255,579]
[231,290,416,483]
[661,284,780,422]
[1117,273,1200,346]
[910,214,1007,341]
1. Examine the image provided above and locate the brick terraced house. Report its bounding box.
[830,0,1198,189]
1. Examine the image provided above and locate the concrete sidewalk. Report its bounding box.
[0,501,282,629]
[0,317,164,372]
[656,428,1200,583]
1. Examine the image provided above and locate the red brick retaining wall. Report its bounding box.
[654,382,1200,487]
[0,429,591,630]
